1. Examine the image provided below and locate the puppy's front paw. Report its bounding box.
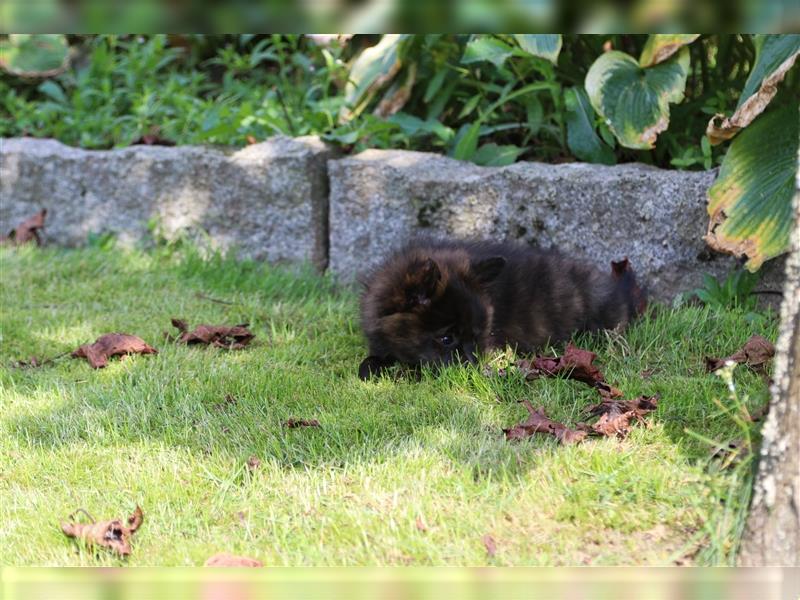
[358,355,394,380]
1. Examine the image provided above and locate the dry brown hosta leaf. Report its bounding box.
[204,552,263,567]
[61,506,143,556]
[516,343,623,397]
[705,335,775,374]
[503,400,588,444]
[72,333,158,368]
[171,318,254,349]
[706,50,800,144]
[482,534,497,558]
[584,395,660,439]
[2,209,47,246]
[284,418,320,429]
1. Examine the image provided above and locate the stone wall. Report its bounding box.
[328,149,785,300]
[0,136,334,270]
[1,136,785,300]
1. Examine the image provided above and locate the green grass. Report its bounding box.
[0,245,777,566]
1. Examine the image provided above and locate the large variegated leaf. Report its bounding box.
[461,37,515,68]
[639,34,700,67]
[564,86,615,165]
[0,34,69,77]
[705,103,799,271]
[706,34,800,144]
[585,48,690,150]
[340,34,406,122]
[513,35,562,64]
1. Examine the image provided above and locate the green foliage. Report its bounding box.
[0,34,70,77]
[0,35,349,149]
[705,102,799,271]
[564,85,615,165]
[690,270,760,311]
[585,48,690,150]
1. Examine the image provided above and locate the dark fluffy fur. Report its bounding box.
[358,238,647,380]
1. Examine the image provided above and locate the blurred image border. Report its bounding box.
[2,566,799,600]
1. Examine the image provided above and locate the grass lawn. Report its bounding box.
[0,245,777,566]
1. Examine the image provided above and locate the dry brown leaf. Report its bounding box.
[131,127,175,146]
[705,334,775,374]
[284,418,321,429]
[710,438,750,467]
[503,400,588,444]
[72,333,158,368]
[415,516,428,532]
[584,395,659,439]
[516,343,622,397]
[706,51,800,144]
[171,318,254,349]
[3,209,47,246]
[482,534,497,558]
[204,552,263,567]
[61,506,143,556]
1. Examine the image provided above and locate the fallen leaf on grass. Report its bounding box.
[72,333,158,368]
[415,516,428,532]
[710,438,750,467]
[171,318,254,349]
[214,394,238,411]
[503,400,588,444]
[283,418,320,429]
[482,534,497,558]
[204,552,263,567]
[61,506,143,557]
[705,335,775,374]
[12,356,41,368]
[515,343,623,397]
[584,395,660,439]
[2,209,47,246]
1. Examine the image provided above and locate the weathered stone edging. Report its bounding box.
[0,136,334,269]
[328,149,785,300]
[1,136,785,300]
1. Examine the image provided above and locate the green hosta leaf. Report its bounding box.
[513,35,562,64]
[585,48,690,150]
[639,34,700,67]
[707,34,800,144]
[471,143,525,167]
[461,37,514,68]
[564,86,616,165]
[341,34,406,122]
[0,34,69,77]
[705,103,799,271]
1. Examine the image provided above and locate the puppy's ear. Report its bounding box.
[404,258,441,307]
[471,256,506,285]
[358,355,395,380]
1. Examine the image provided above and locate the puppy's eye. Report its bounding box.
[437,335,455,347]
